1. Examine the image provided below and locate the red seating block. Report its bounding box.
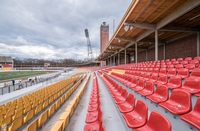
[138,81,154,96]
[166,76,182,89]
[135,111,172,131]
[177,68,189,79]
[117,94,135,113]
[160,89,191,115]
[181,98,200,130]
[181,77,200,94]
[123,100,148,128]
[147,85,169,103]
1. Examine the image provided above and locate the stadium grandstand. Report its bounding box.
[0,0,200,131]
[0,56,13,71]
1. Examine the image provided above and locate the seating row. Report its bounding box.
[84,73,104,131]
[0,74,84,131]
[99,71,172,131]
[50,75,90,131]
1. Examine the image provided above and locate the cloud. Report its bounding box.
[0,0,131,59]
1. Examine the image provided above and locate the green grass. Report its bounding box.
[0,71,50,81]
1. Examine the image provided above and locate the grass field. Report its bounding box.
[0,71,50,81]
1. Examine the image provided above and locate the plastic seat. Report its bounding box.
[156,75,168,85]
[191,68,200,78]
[86,110,100,123]
[185,64,195,72]
[127,77,138,89]
[159,68,167,75]
[166,76,182,89]
[181,98,200,130]
[117,94,135,113]
[113,89,128,103]
[26,119,38,131]
[167,68,176,77]
[177,68,189,79]
[185,57,192,62]
[135,111,172,131]
[149,73,158,83]
[160,89,191,115]
[122,100,148,128]
[175,64,184,69]
[133,79,145,91]
[138,81,154,96]
[181,77,200,94]
[84,121,104,131]
[147,85,169,103]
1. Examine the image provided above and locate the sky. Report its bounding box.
[0,0,131,60]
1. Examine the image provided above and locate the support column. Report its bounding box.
[197,32,200,56]
[155,30,158,61]
[135,43,138,63]
[110,57,112,66]
[163,43,166,60]
[145,49,148,61]
[113,55,115,66]
[125,49,127,64]
[118,53,120,65]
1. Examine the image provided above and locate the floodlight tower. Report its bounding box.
[84,29,93,60]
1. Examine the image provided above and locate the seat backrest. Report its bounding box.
[170,89,191,108]
[168,68,176,75]
[184,77,200,90]
[127,94,135,106]
[191,68,200,78]
[148,111,172,131]
[155,85,168,98]
[194,97,200,113]
[138,79,145,87]
[135,100,148,119]
[178,68,189,77]
[159,75,168,82]
[169,76,182,86]
[151,73,158,80]
[160,68,167,74]
[145,81,154,91]
[122,89,129,98]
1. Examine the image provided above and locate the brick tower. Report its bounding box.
[100,22,109,53]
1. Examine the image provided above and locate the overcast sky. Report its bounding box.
[0,0,131,60]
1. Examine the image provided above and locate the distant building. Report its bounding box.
[0,56,13,71]
[100,22,109,66]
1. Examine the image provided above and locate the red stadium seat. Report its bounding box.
[159,68,167,75]
[191,68,200,78]
[138,81,154,96]
[190,60,199,67]
[123,100,148,128]
[167,68,177,77]
[185,57,192,62]
[175,64,184,69]
[84,122,104,131]
[114,90,129,104]
[171,58,176,62]
[177,68,189,79]
[160,89,191,115]
[156,75,168,85]
[149,73,159,83]
[135,111,172,131]
[181,77,200,94]
[147,85,169,103]
[181,98,200,130]
[185,64,195,72]
[177,58,183,62]
[86,110,101,123]
[127,77,137,89]
[133,79,145,91]
[166,76,182,89]
[117,94,135,113]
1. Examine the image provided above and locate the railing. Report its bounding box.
[0,73,61,95]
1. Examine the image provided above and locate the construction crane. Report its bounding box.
[84,29,93,60]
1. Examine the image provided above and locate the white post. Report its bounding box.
[155,30,158,61]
